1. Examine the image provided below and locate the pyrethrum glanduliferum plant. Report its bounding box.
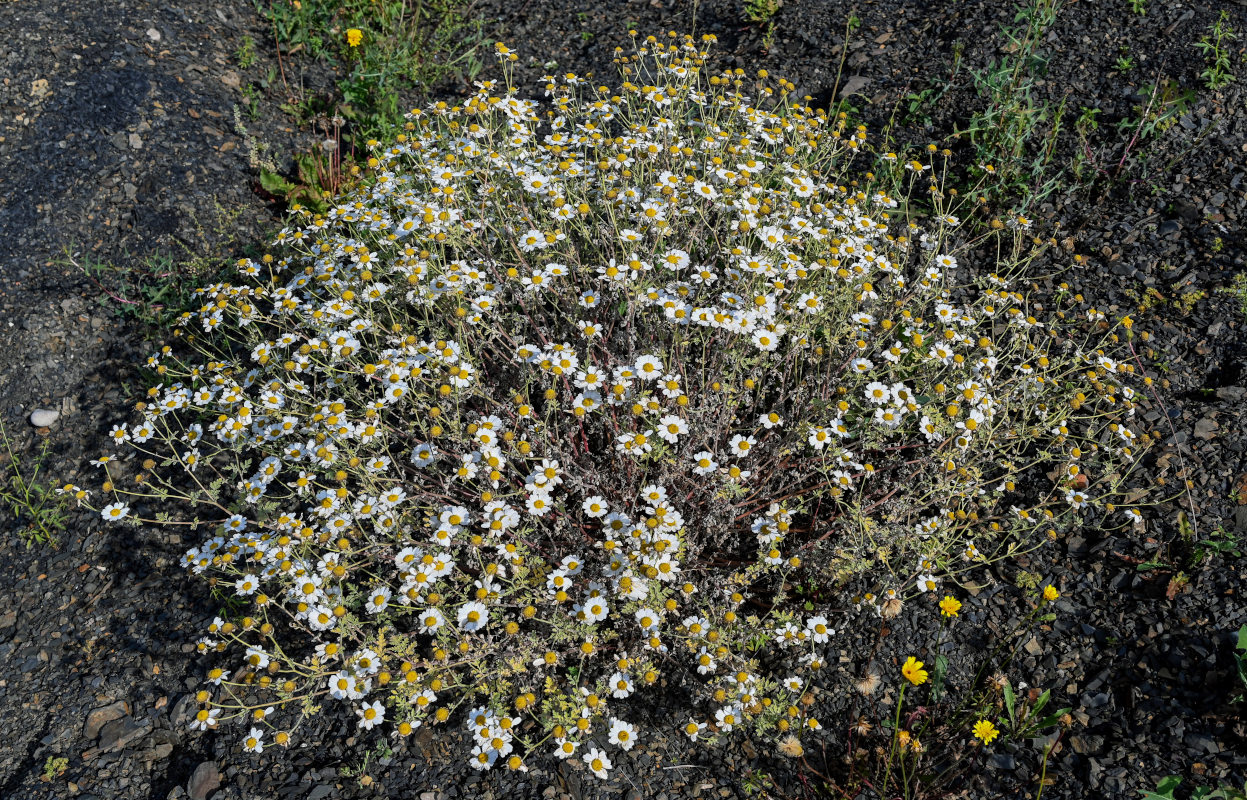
[73,32,1148,779]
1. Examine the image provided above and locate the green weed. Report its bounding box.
[956,0,1065,206]
[1217,272,1247,316]
[1144,776,1247,800]
[1136,514,1242,580]
[1117,79,1196,139]
[1195,11,1237,91]
[742,0,782,50]
[236,34,257,69]
[60,205,247,332]
[261,0,487,142]
[39,756,69,783]
[239,83,262,119]
[742,769,778,796]
[1064,78,1202,195]
[0,419,70,549]
[1075,106,1100,131]
[67,250,213,329]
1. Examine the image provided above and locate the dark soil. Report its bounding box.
[1,0,1245,798]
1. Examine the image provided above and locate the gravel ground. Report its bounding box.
[1,0,1245,798]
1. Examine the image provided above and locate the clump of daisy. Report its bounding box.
[81,29,1149,778]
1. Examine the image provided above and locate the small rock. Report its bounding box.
[29,408,59,427]
[1216,386,1245,402]
[1069,734,1104,754]
[188,762,220,800]
[838,75,872,98]
[146,27,162,42]
[99,717,149,751]
[1194,417,1218,440]
[1024,636,1043,656]
[307,786,334,800]
[220,71,241,89]
[30,78,52,102]
[85,701,128,739]
[129,133,143,150]
[1184,733,1219,754]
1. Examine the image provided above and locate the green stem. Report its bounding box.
[1035,744,1051,800]
[881,683,906,797]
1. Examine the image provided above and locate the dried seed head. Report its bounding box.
[777,735,804,758]
[854,672,881,696]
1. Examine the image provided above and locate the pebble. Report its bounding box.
[84,700,128,739]
[838,75,872,98]
[29,408,59,427]
[187,762,220,800]
[1069,734,1104,754]
[98,716,149,752]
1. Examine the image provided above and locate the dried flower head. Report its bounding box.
[854,672,881,696]
[777,735,805,758]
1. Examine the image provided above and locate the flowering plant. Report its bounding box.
[76,32,1146,778]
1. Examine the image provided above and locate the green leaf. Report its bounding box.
[295,152,321,186]
[1035,707,1071,730]
[930,653,949,702]
[1141,775,1182,800]
[259,169,295,196]
[1003,682,1017,727]
[1235,625,1247,652]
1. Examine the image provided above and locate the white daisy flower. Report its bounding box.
[608,718,637,750]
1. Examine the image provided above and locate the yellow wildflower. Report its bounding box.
[901,656,928,686]
[346,28,363,47]
[973,719,999,745]
[939,595,961,618]
[1042,585,1060,602]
